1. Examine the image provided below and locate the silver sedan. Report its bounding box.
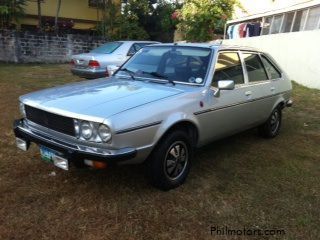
[71,40,159,79]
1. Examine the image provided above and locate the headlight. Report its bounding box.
[19,102,26,118]
[80,121,93,140]
[98,124,112,142]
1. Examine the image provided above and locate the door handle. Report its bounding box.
[245,91,252,96]
[271,87,275,92]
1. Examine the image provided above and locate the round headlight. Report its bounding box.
[98,124,112,142]
[80,121,93,140]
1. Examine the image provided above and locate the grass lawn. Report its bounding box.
[0,64,319,240]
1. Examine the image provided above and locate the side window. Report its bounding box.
[261,55,281,79]
[134,44,144,52]
[127,44,138,56]
[212,52,244,87]
[243,53,268,82]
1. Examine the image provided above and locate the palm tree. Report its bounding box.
[37,0,42,31]
[54,0,61,33]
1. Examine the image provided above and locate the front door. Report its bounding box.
[196,51,255,143]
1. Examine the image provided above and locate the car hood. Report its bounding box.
[20,78,184,122]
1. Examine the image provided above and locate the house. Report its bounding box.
[223,0,320,89]
[19,0,120,33]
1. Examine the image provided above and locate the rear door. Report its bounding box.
[240,51,275,123]
[260,54,284,95]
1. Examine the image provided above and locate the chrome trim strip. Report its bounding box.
[194,90,291,115]
[116,121,162,135]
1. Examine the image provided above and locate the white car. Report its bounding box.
[71,40,159,79]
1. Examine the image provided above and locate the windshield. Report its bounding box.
[117,46,212,85]
[90,42,122,54]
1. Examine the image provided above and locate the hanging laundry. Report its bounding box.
[227,25,234,39]
[239,23,247,38]
[232,24,240,39]
[253,22,262,36]
[246,23,255,37]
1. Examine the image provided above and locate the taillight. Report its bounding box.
[88,60,100,68]
[70,59,75,65]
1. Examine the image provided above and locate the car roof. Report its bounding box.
[150,42,261,52]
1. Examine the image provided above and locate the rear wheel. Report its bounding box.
[259,107,282,138]
[146,130,193,191]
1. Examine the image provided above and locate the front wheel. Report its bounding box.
[259,107,282,138]
[146,130,193,191]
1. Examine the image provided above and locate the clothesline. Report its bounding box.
[227,22,262,39]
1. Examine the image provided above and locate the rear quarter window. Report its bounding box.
[261,55,282,79]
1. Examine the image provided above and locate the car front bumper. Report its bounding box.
[71,67,106,79]
[13,119,137,165]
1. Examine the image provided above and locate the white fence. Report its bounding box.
[223,30,320,89]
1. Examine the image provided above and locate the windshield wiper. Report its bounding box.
[142,71,175,86]
[119,68,136,80]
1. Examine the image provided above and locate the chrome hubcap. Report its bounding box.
[270,110,280,133]
[164,141,188,180]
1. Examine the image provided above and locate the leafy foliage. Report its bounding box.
[98,0,181,42]
[0,0,27,29]
[145,0,182,42]
[177,0,239,42]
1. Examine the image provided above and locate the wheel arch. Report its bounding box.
[271,96,286,114]
[153,117,200,151]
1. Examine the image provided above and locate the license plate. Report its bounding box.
[40,146,69,170]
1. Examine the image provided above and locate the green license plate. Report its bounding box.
[39,146,69,170]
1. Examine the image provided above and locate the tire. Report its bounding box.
[259,107,282,138]
[146,130,193,191]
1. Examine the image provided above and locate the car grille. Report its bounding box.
[25,105,75,136]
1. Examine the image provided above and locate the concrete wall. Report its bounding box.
[223,30,320,89]
[0,30,107,63]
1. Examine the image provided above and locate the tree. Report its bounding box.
[144,0,182,42]
[37,0,42,31]
[0,0,27,29]
[97,0,180,41]
[177,0,239,42]
[119,0,180,41]
[97,0,149,40]
[54,0,61,33]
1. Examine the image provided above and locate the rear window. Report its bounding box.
[261,55,281,79]
[243,53,268,82]
[90,42,122,54]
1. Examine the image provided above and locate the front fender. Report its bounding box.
[152,111,200,148]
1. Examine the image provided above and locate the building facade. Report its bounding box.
[19,0,120,32]
[223,0,320,89]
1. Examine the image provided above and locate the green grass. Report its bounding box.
[0,64,319,239]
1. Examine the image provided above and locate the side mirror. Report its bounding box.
[214,80,235,97]
[127,51,135,57]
